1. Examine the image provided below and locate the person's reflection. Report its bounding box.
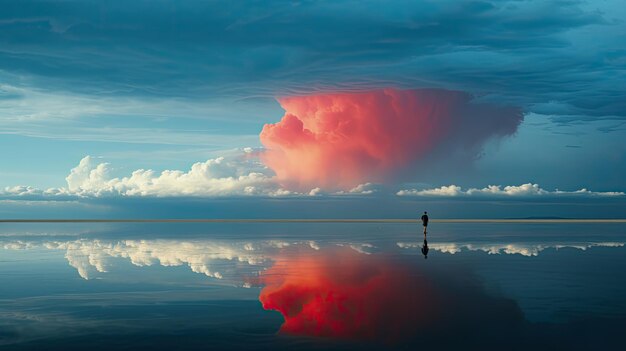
[421,238,429,259]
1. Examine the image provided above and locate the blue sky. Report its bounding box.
[0,0,625,218]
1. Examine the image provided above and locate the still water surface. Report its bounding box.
[1,222,625,350]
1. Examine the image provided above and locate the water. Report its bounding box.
[1,222,625,350]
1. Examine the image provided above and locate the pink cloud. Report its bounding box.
[260,88,522,190]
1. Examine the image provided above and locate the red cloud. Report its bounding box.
[260,88,522,190]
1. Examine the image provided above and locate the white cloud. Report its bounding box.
[397,185,462,197]
[334,183,377,195]
[300,183,378,196]
[308,187,323,196]
[1,154,384,198]
[397,183,624,197]
[1,186,43,196]
[467,184,548,196]
[0,186,77,201]
[2,158,623,200]
[61,154,308,197]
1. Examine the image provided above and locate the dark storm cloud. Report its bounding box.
[0,0,624,120]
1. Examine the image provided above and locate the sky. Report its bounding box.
[0,0,625,218]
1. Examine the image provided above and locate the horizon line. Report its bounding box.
[1,219,625,223]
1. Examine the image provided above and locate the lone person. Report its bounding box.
[421,211,429,234]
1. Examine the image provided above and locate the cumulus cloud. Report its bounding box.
[1,186,43,196]
[260,88,522,191]
[37,153,387,198]
[0,157,388,199]
[2,153,390,199]
[397,183,625,197]
[398,185,464,197]
[3,157,623,200]
[0,186,72,200]
[335,183,377,195]
[62,154,298,197]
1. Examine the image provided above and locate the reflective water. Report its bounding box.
[1,223,625,350]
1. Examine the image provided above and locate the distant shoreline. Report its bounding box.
[1,219,625,223]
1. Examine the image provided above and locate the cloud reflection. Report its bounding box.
[3,236,626,348]
[397,241,624,256]
[2,238,624,280]
[2,239,324,280]
[258,246,524,343]
[52,239,280,280]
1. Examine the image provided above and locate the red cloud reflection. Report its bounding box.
[259,248,435,340]
[258,247,524,343]
[260,88,522,190]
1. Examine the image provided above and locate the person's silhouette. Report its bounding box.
[421,239,429,259]
[421,211,429,234]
